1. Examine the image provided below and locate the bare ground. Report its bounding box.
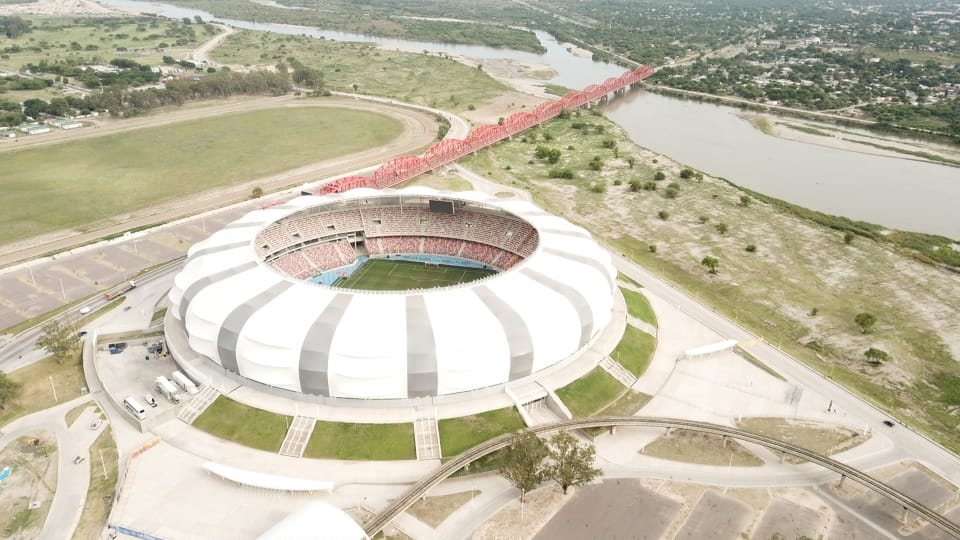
[0,434,57,540]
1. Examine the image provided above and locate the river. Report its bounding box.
[99,0,960,238]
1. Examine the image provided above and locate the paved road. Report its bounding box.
[0,394,106,539]
[609,251,960,484]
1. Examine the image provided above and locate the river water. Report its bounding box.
[99,0,960,237]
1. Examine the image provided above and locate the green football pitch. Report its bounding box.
[334,259,495,291]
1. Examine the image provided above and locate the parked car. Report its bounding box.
[79,306,91,315]
[89,418,102,430]
[882,420,895,427]
[144,394,158,408]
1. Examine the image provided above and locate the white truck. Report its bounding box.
[171,370,199,395]
[154,376,181,404]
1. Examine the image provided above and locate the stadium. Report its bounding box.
[165,187,616,409]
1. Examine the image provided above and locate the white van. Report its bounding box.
[171,371,199,395]
[155,376,181,404]
[123,396,147,420]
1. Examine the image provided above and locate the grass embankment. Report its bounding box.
[192,396,290,453]
[644,430,763,467]
[612,325,656,378]
[556,368,624,418]
[617,272,642,289]
[459,110,960,453]
[0,351,86,429]
[73,426,119,540]
[620,286,657,327]
[304,421,415,460]
[1,108,402,244]
[398,173,473,192]
[737,417,867,457]
[438,407,525,456]
[212,30,508,111]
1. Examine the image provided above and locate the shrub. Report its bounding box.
[643,181,657,191]
[548,167,575,180]
[698,215,709,224]
[648,244,657,253]
[665,188,679,199]
[745,243,757,252]
[653,171,666,181]
[680,168,695,179]
[715,223,729,234]
[667,182,681,191]
[601,138,616,149]
[589,182,607,194]
[613,179,622,186]
[467,104,476,110]
[657,210,670,220]
[740,195,752,206]
[844,232,855,245]
[628,179,643,192]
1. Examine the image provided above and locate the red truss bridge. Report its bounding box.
[315,65,655,195]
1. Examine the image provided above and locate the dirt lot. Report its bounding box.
[408,490,479,528]
[736,417,867,463]
[473,485,566,540]
[0,434,57,539]
[643,429,763,467]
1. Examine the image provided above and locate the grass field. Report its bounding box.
[556,368,626,418]
[192,396,290,453]
[620,286,657,327]
[336,259,494,291]
[0,351,86,429]
[612,325,657,377]
[304,421,415,460]
[0,107,402,245]
[438,407,525,456]
[74,426,119,540]
[212,30,508,111]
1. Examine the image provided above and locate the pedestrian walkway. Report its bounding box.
[627,314,657,336]
[524,398,562,426]
[600,355,638,388]
[176,385,219,424]
[414,409,442,461]
[278,416,316,458]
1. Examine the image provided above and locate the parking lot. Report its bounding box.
[95,337,186,427]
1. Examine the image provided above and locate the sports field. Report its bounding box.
[335,259,495,291]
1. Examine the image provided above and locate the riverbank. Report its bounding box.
[644,83,960,146]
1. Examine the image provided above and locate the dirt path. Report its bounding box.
[0,96,438,268]
[192,24,237,65]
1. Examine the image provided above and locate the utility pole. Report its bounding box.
[100,449,108,479]
[49,375,58,402]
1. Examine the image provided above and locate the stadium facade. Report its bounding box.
[166,188,616,401]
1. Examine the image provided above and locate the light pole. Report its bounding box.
[99,449,108,479]
[49,375,58,402]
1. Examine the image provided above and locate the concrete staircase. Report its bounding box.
[413,408,442,461]
[279,415,317,458]
[176,385,220,424]
[600,355,638,388]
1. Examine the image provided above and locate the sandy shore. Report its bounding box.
[0,0,115,16]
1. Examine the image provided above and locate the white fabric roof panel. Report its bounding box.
[167,189,615,400]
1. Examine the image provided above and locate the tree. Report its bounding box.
[0,371,22,409]
[701,256,719,274]
[715,223,729,234]
[627,156,635,169]
[251,186,264,198]
[679,168,695,179]
[648,244,657,253]
[500,432,547,502]
[843,232,855,245]
[653,171,666,181]
[37,320,79,365]
[864,347,890,364]
[855,312,877,334]
[544,431,600,495]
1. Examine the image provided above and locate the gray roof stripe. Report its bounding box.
[217,282,293,374]
[406,295,438,397]
[223,221,267,230]
[190,241,249,259]
[473,285,534,380]
[520,268,593,348]
[178,261,259,322]
[539,227,589,238]
[542,247,615,292]
[299,294,354,396]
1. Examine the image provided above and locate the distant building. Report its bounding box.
[46,118,83,130]
[0,129,17,139]
[18,123,51,135]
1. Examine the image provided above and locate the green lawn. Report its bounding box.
[438,407,525,456]
[0,17,212,71]
[192,396,290,453]
[335,259,494,291]
[1,107,402,244]
[620,286,657,327]
[612,325,657,377]
[212,30,509,111]
[556,368,626,418]
[304,421,415,460]
[617,272,643,289]
[0,352,86,430]
[74,426,119,540]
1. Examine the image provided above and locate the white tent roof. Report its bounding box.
[257,501,367,540]
[202,462,333,492]
[683,339,739,358]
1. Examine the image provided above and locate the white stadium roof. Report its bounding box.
[167,188,616,400]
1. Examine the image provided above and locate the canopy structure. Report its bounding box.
[168,188,616,400]
[682,339,739,359]
[202,462,333,493]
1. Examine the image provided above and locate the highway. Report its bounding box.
[363,417,960,538]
